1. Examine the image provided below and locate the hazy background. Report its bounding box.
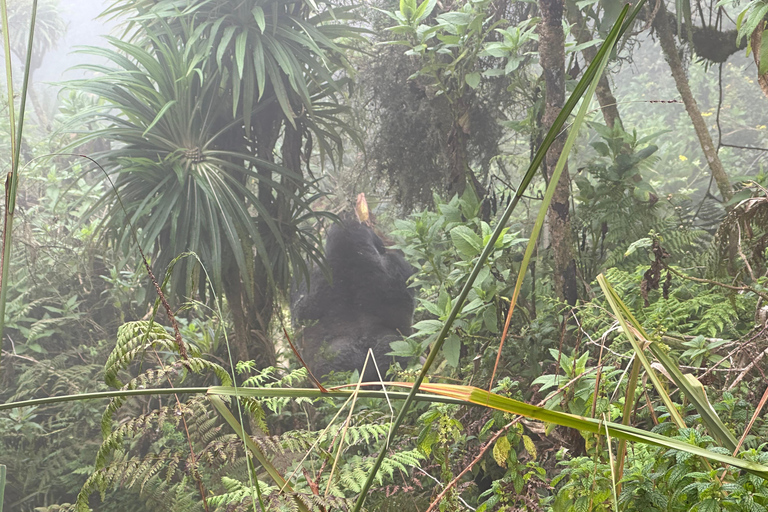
[36,0,113,82]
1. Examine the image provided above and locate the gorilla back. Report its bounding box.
[291,218,415,381]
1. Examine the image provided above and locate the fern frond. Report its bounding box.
[104,321,179,388]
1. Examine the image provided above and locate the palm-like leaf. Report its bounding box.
[67,21,319,299]
[103,0,364,140]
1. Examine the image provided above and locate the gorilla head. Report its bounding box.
[291,215,415,381]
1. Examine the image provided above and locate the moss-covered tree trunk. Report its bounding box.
[224,268,276,369]
[538,0,578,306]
[446,98,487,208]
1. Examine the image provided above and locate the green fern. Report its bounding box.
[334,449,425,494]
[79,311,431,512]
[599,266,756,339]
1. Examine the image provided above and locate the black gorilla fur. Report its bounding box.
[291,217,415,381]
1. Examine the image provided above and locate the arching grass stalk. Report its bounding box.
[0,0,38,366]
[0,387,469,412]
[598,274,739,487]
[352,3,645,510]
[409,382,768,478]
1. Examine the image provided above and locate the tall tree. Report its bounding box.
[750,21,768,99]
[73,0,360,368]
[538,0,578,305]
[566,4,623,129]
[653,0,733,202]
[367,0,521,210]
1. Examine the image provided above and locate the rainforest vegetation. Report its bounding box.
[1,0,768,510]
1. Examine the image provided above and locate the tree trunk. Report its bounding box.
[538,0,578,306]
[220,105,283,371]
[446,106,469,198]
[654,1,733,202]
[446,98,488,218]
[566,6,623,129]
[750,22,768,99]
[223,268,276,369]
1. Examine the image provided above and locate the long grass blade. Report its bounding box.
[0,464,4,512]
[0,0,38,365]
[598,274,687,426]
[414,383,768,478]
[490,0,640,389]
[598,273,687,482]
[598,274,738,450]
[351,3,645,509]
[0,386,469,412]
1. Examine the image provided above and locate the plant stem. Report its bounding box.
[0,0,37,368]
[539,0,578,306]
[0,464,5,512]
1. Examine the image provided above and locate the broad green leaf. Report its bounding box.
[724,188,753,207]
[235,30,248,80]
[412,319,444,333]
[493,435,511,467]
[141,99,176,137]
[413,0,437,23]
[483,305,498,333]
[450,225,483,258]
[465,71,481,89]
[522,435,537,460]
[443,333,461,368]
[252,6,266,33]
[437,11,472,26]
[217,25,237,68]
[253,35,266,98]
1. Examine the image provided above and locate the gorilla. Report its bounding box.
[291,214,415,382]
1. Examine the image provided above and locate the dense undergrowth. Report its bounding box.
[1,0,768,510]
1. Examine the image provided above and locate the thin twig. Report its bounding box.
[720,380,768,484]
[413,466,476,511]
[697,328,766,382]
[727,343,768,391]
[720,143,768,152]
[424,418,520,512]
[74,154,188,359]
[664,264,768,301]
